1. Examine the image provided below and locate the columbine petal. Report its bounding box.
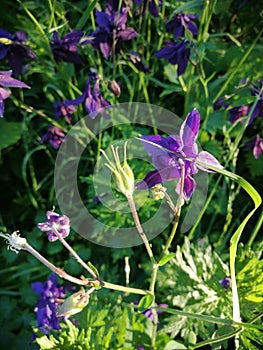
[197,151,223,172]
[136,170,163,189]
[180,108,200,149]
[176,175,196,201]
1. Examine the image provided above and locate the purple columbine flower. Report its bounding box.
[154,40,192,76]
[229,105,249,124]
[53,94,84,124]
[40,125,65,149]
[76,76,111,119]
[166,12,198,40]
[32,273,74,336]
[0,29,36,76]
[219,276,231,290]
[37,211,70,241]
[137,109,222,200]
[0,70,30,117]
[248,79,263,125]
[246,135,263,159]
[82,2,138,59]
[50,30,84,65]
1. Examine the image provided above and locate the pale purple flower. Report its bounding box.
[38,211,70,241]
[219,276,231,290]
[0,70,30,117]
[0,29,36,76]
[50,30,84,65]
[53,94,84,124]
[246,135,263,159]
[83,2,138,59]
[137,109,222,200]
[154,40,192,76]
[40,125,65,149]
[166,12,198,40]
[32,273,74,336]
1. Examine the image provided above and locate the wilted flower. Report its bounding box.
[57,289,90,319]
[83,2,138,59]
[40,125,65,149]
[37,210,70,241]
[166,12,198,40]
[32,273,74,336]
[0,29,36,76]
[246,135,263,159]
[248,78,263,125]
[0,70,30,117]
[109,79,121,97]
[219,276,231,290]
[154,40,192,76]
[50,30,84,65]
[137,109,222,200]
[229,105,249,124]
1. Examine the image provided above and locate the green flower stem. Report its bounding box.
[52,227,100,281]
[127,195,156,265]
[159,161,185,259]
[247,207,263,247]
[101,281,149,295]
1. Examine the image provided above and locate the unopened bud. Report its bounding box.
[151,184,166,200]
[109,80,121,97]
[57,289,90,319]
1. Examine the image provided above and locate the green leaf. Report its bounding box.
[158,252,176,266]
[164,340,187,349]
[0,120,22,150]
[87,261,99,277]
[137,294,155,312]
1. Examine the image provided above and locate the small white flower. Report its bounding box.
[0,231,27,253]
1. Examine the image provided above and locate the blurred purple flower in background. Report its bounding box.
[40,125,66,149]
[229,105,249,124]
[166,12,198,40]
[83,1,138,59]
[154,40,192,76]
[219,276,231,290]
[0,29,36,76]
[32,273,74,336]
[137,109,222,200]
[128,52,151,73]
[38,210,70,241]
[246,135,263,159]
[248,78,263,124]
[0,70,30,117]
[50,30,84,65]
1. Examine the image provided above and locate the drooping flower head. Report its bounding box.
[40,125,66,149]
[128,52,151,73]
[32,273,74,336]
[0,70,30,117]
[37,210,70,241]
[0,29,36,76]
[137,109,222,200]
[246,135,263,159]
[166,12,198,40]
[50,30,84,65]
[154,40,192,76]
[83,2,138,59]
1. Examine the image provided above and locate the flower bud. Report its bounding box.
[151,184,166,200]
[109,80,121,97]
[57,289,90,319]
